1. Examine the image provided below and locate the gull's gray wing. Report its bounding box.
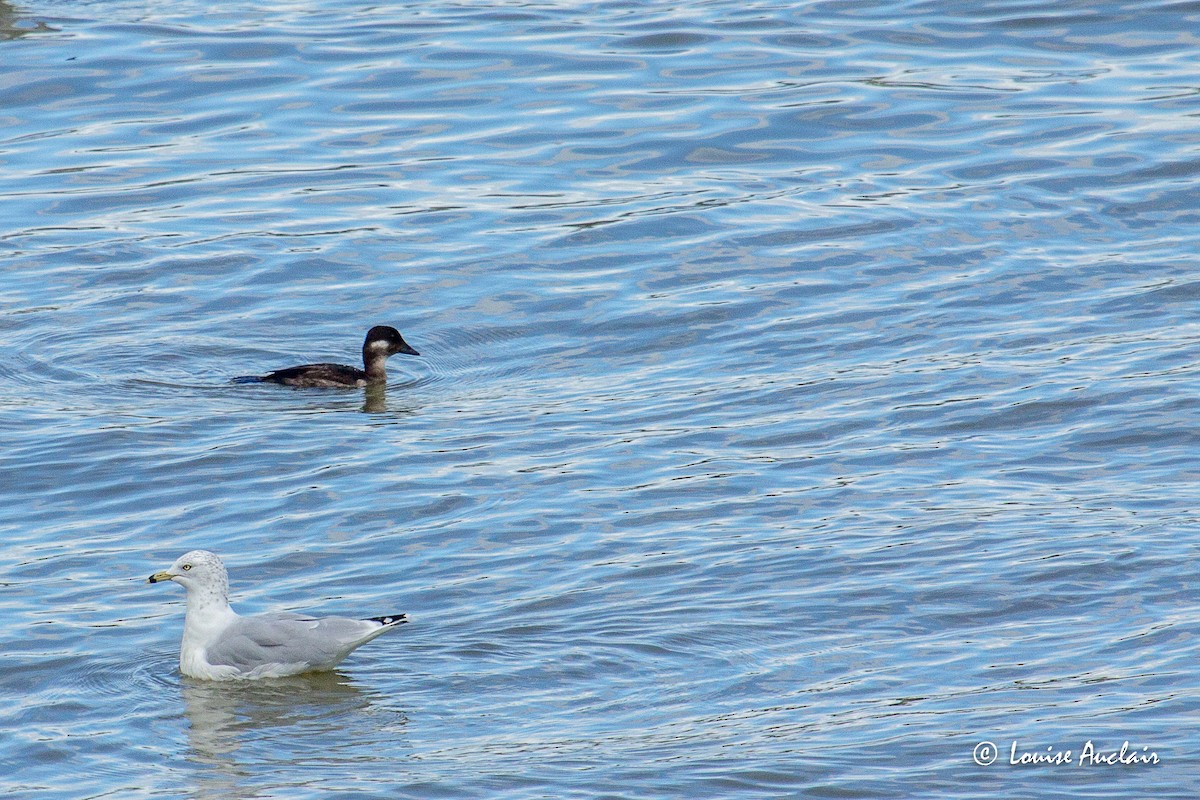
[205,612,383,672]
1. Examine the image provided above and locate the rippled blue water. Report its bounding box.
[3,0,1199,797]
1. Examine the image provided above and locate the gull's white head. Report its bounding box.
[148,550,229,601]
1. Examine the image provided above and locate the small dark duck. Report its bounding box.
[235,325,419,388]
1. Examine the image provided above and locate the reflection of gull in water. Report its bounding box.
[148,550,408,680]
[182,673,408,800]
[183,673,375,760]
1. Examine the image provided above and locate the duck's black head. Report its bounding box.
[364,325,419,358]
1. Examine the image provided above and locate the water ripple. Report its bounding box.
[3,1,1198,798]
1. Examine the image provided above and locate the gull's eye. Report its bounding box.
[181,564,192,571]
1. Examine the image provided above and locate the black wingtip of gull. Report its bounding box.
[366,614,408,626]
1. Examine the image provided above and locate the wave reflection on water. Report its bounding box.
[2,0,1199,798]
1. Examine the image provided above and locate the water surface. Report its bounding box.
[2,1,1198,797]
